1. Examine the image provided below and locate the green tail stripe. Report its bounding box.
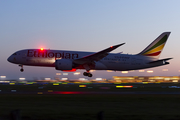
[143,35,168,54]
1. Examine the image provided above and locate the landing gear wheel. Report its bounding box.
[88,73,92,77]
[83,72,88,76]
[20,68,24,72]
[19,65,24,72]
[83,72,93,77]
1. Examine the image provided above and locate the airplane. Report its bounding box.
[7,32,172,77]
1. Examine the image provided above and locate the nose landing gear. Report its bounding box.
[19,65,24,72]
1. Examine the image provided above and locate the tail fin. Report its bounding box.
[138,32,171,59]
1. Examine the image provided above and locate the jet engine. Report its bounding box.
[55,59,73,70]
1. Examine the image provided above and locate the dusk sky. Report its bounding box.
[1,0,180,80]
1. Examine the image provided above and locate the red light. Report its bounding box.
[124,86,133,88]
[52,91,83,94]
[110,46,113,48]
[63,69,76,72]
[40,48,44,51]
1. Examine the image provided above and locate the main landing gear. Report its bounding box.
[82,64,93,77]
[19,65,24,72]
[83,72,92,77]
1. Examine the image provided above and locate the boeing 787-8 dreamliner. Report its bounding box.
[8,32,172,77]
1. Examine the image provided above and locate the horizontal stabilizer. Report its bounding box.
[148,58,173,64]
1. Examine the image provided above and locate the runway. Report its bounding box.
[1,91,180,95]
[1,82,180,95]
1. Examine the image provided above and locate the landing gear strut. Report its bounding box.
[19,65,24,72]
[82,64,93,77]
[83,72,92,77]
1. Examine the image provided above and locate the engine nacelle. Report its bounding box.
[55,59,73,70]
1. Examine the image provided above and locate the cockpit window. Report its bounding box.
[13,53,17,55]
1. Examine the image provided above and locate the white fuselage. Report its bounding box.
[7,49,166,71]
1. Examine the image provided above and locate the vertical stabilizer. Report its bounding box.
[138,32,171,59]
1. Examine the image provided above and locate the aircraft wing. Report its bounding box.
[73,43,125,64]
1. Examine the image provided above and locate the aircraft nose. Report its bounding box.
[7,55,14,63]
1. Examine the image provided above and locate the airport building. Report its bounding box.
[4,76,180,83]
[35,76,180,83]
[112,76,180,83]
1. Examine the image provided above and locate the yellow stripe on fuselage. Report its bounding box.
[144,43,165,55]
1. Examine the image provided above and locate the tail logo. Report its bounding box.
[138,32,170,58]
